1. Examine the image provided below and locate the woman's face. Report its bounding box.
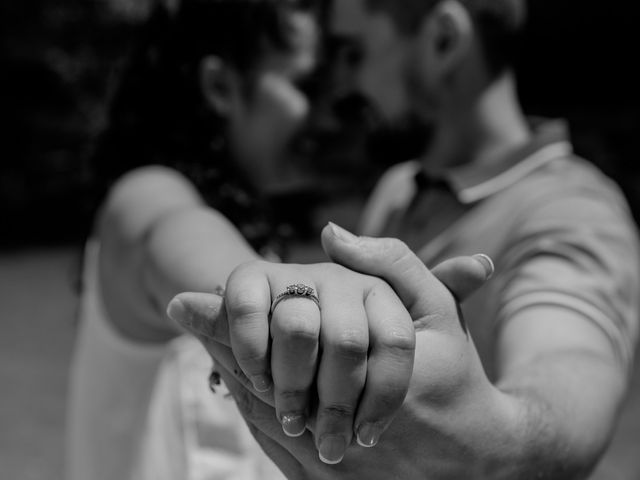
[227,11,318,188]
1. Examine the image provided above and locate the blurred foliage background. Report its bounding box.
[1,0,638,247]
[1,0,154,246]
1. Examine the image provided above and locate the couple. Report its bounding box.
[67,0,640,479]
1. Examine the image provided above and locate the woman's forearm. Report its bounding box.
[97,166,258,342]
[142,206,259,323]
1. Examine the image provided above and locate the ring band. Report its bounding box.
[271,283,320,314]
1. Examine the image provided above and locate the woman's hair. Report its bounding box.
[89,0,315,252]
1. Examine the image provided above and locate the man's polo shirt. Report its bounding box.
[360,119,640,378]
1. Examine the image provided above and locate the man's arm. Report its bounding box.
[178,223,637,479]
[326,219,639,478]
[486,187,640,477]
[493,306,628,477]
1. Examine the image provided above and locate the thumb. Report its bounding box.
[321,222,446,321]
[321,223,493,328]
[166,292,231,347]
[431,254,494,302]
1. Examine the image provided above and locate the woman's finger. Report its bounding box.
[167,291,230,346]
[225,262,273,392]
[268,279,321,438]
[168,290,317,474]
[215,362,319,473]
[167,299,277,407]
[354,280,415,448]
[313,271,369,464]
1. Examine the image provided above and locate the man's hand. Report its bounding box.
[167,223,493,470]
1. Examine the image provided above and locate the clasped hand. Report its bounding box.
[168,223,494,471]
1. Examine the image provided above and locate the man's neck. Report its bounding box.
[420,72,531,175]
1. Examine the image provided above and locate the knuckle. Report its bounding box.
[359,385,409,424]
[381,238,427,281]
[235,349,266,370]
[320,403,355,420]
[378,324,416,354]
[368,277,392,296]
[226,295,264,320]
[236,347,264,363]
[272,314,319,344]
[389,245,415,271]
[361,400,398,424]
[382,237,410,260]
[330,330,369,360]
[277,387,309,401]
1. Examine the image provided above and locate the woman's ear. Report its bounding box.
[199,55,239,116]
[416,0,473,79]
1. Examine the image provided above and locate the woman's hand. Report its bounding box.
[167,223,493,466]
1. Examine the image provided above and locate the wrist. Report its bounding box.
[457,385,528,479]
[403,370,526,478]
[420,382,562,479]
[487,388,596,480]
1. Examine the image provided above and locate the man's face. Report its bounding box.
[227,11,318,186]
[329,0,415,123]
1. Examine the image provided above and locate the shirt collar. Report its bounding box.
[417,119,573,204]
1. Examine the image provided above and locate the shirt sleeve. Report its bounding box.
[495,179,640,370]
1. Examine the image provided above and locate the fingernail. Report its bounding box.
[167,297,187,323]
[250,374,272,393]
[167,297,202,335]
[281,413,306,437]
[167,297,208,337]
[472,254,495,280]
[356,423,383,447]
[328,222,358,244]
[318,435,346,464]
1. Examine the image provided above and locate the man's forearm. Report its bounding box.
[493,349,626,479]
[399,333,625,479]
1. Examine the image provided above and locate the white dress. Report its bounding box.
[66,240,285,480]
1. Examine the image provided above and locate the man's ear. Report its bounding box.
[199,55,239,116]
[417,0,473,78]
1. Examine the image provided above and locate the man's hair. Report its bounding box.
[365,0,526,75]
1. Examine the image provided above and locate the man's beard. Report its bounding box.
[365,111,434,168]
[283,91,435,201]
